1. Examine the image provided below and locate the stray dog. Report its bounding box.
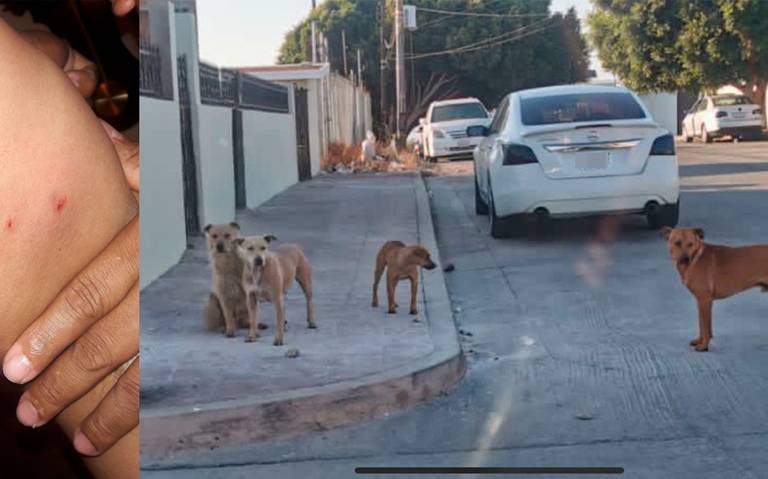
[372,241,437,316]
[203,223,252,336]
[662,227,768,351]
[235,235,316,345]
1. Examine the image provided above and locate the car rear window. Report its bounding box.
[712,96,753,106]
[431,103,487,122]
[520,92,646,125]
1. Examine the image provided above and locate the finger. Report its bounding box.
[100,119,139,193]
[74,358,139,456]
[112,0,137,17]
[18,30,98,97]
[2,217,138,384]
[16,285,138,428]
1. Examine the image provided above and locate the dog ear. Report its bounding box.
[233,238,245,246]
[203,224,212,233]
[660,226,673,240]
[694,228,705,239]
[265,234,278,243]
[230,222,240,230]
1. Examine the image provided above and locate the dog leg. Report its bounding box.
[296,265,316,329]
[372,256,386,308]
[694,297,713,352]
[221,298,238,338]
[274,296,286,346]
[245,291,261,342]
[387,274,398,314]
[203,293,225,332]
[409,271,419,316]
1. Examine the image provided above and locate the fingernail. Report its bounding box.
[3,346,34,384]
[74,430,98,456]
[17,400,39,428]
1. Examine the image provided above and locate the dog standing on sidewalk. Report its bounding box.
[662,227,768,351]
[372,241,437,316]
[202,223,253,337]
[235,235,316,345]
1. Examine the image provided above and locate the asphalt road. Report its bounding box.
[145,141,768,479]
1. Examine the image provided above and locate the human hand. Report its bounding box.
[2,216,139,456]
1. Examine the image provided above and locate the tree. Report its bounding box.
[588,0,768,124]
[279,0,589,133]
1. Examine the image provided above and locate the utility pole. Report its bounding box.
[311,22,317,63]
[379,0,388,131]
[341,29,348,77]
[356,48,362,86]
[395,0,405,142]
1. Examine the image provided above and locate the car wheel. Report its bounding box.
[647,201,679,229]
[488,183,514,238]
[475,174,488,215]
[701,125,712,143]
[682,125,692,143]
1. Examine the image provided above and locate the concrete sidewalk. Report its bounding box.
[140,173,463,461]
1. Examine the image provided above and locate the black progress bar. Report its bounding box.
[356,467,624,474]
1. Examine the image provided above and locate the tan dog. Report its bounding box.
[234,235,316,345]
[372,241,437,316]
[202,223,251,336]
[662,227,768,351]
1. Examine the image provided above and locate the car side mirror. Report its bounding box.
[466,125,489,137]
[419,118,426,127]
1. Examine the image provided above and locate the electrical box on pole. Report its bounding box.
[403,5,417,30]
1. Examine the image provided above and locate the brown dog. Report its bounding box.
[372,241,437,316]
[235,235,316,345]
[662,227,768,351]
[202,223,250,336]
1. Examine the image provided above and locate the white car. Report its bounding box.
[473,84,679,238]
[422,97,491,162]
[681,94,763,143]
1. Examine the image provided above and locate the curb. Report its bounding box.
[140,172,465,461]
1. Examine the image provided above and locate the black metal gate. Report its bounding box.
[232,107,246,208]
[294,87,312,182]
[177,55,200,237]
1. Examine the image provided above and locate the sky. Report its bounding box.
[196,0,607,77]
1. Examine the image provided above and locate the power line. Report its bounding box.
[407,17,555,60]
[416,6,549,18]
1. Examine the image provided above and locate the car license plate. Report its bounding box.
[456,138,470,147]
[733,112,745,119]
[576,153,607,170]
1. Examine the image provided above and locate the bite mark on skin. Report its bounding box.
[54,195,68,212]
[5,218,12,230]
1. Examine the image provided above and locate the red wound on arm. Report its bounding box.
[55,195,67,212]
[5,218,12,229]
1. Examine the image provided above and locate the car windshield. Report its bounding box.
[713,96,753,106]
[431,103,487,122]
[520,92,646,125]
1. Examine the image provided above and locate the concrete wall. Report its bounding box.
[141,3,186,289]
[638,92,678,135]
[196,104,235,224]
[241,89,299,208]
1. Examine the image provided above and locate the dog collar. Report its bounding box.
[681,244,705,285]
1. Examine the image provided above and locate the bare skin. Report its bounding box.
[0,18,137,478]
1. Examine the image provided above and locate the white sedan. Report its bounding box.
[681,94,763,143]
[472,84,680,238]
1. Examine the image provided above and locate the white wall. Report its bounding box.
[241,93,299,208]
[196,104,235,224]
[638,92,678,134]
[140,98,186,289]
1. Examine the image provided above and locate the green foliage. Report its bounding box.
[278,0,590,125]
[588,0,768,94]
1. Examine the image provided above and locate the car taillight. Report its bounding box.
[715,110,727,118]
[650,134,675,156]
[502,144,538,166]
[754,108,762,115]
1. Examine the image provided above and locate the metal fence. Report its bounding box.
[239,74,290,113]
[199,62,237,106]
[140,43,171,100]
[199,61,289,113]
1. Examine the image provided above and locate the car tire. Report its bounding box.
[475,175,488,215]
[701,125,712,143]
[647,201,679,229]
[682,125,692,143]
[487,183,516,238]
